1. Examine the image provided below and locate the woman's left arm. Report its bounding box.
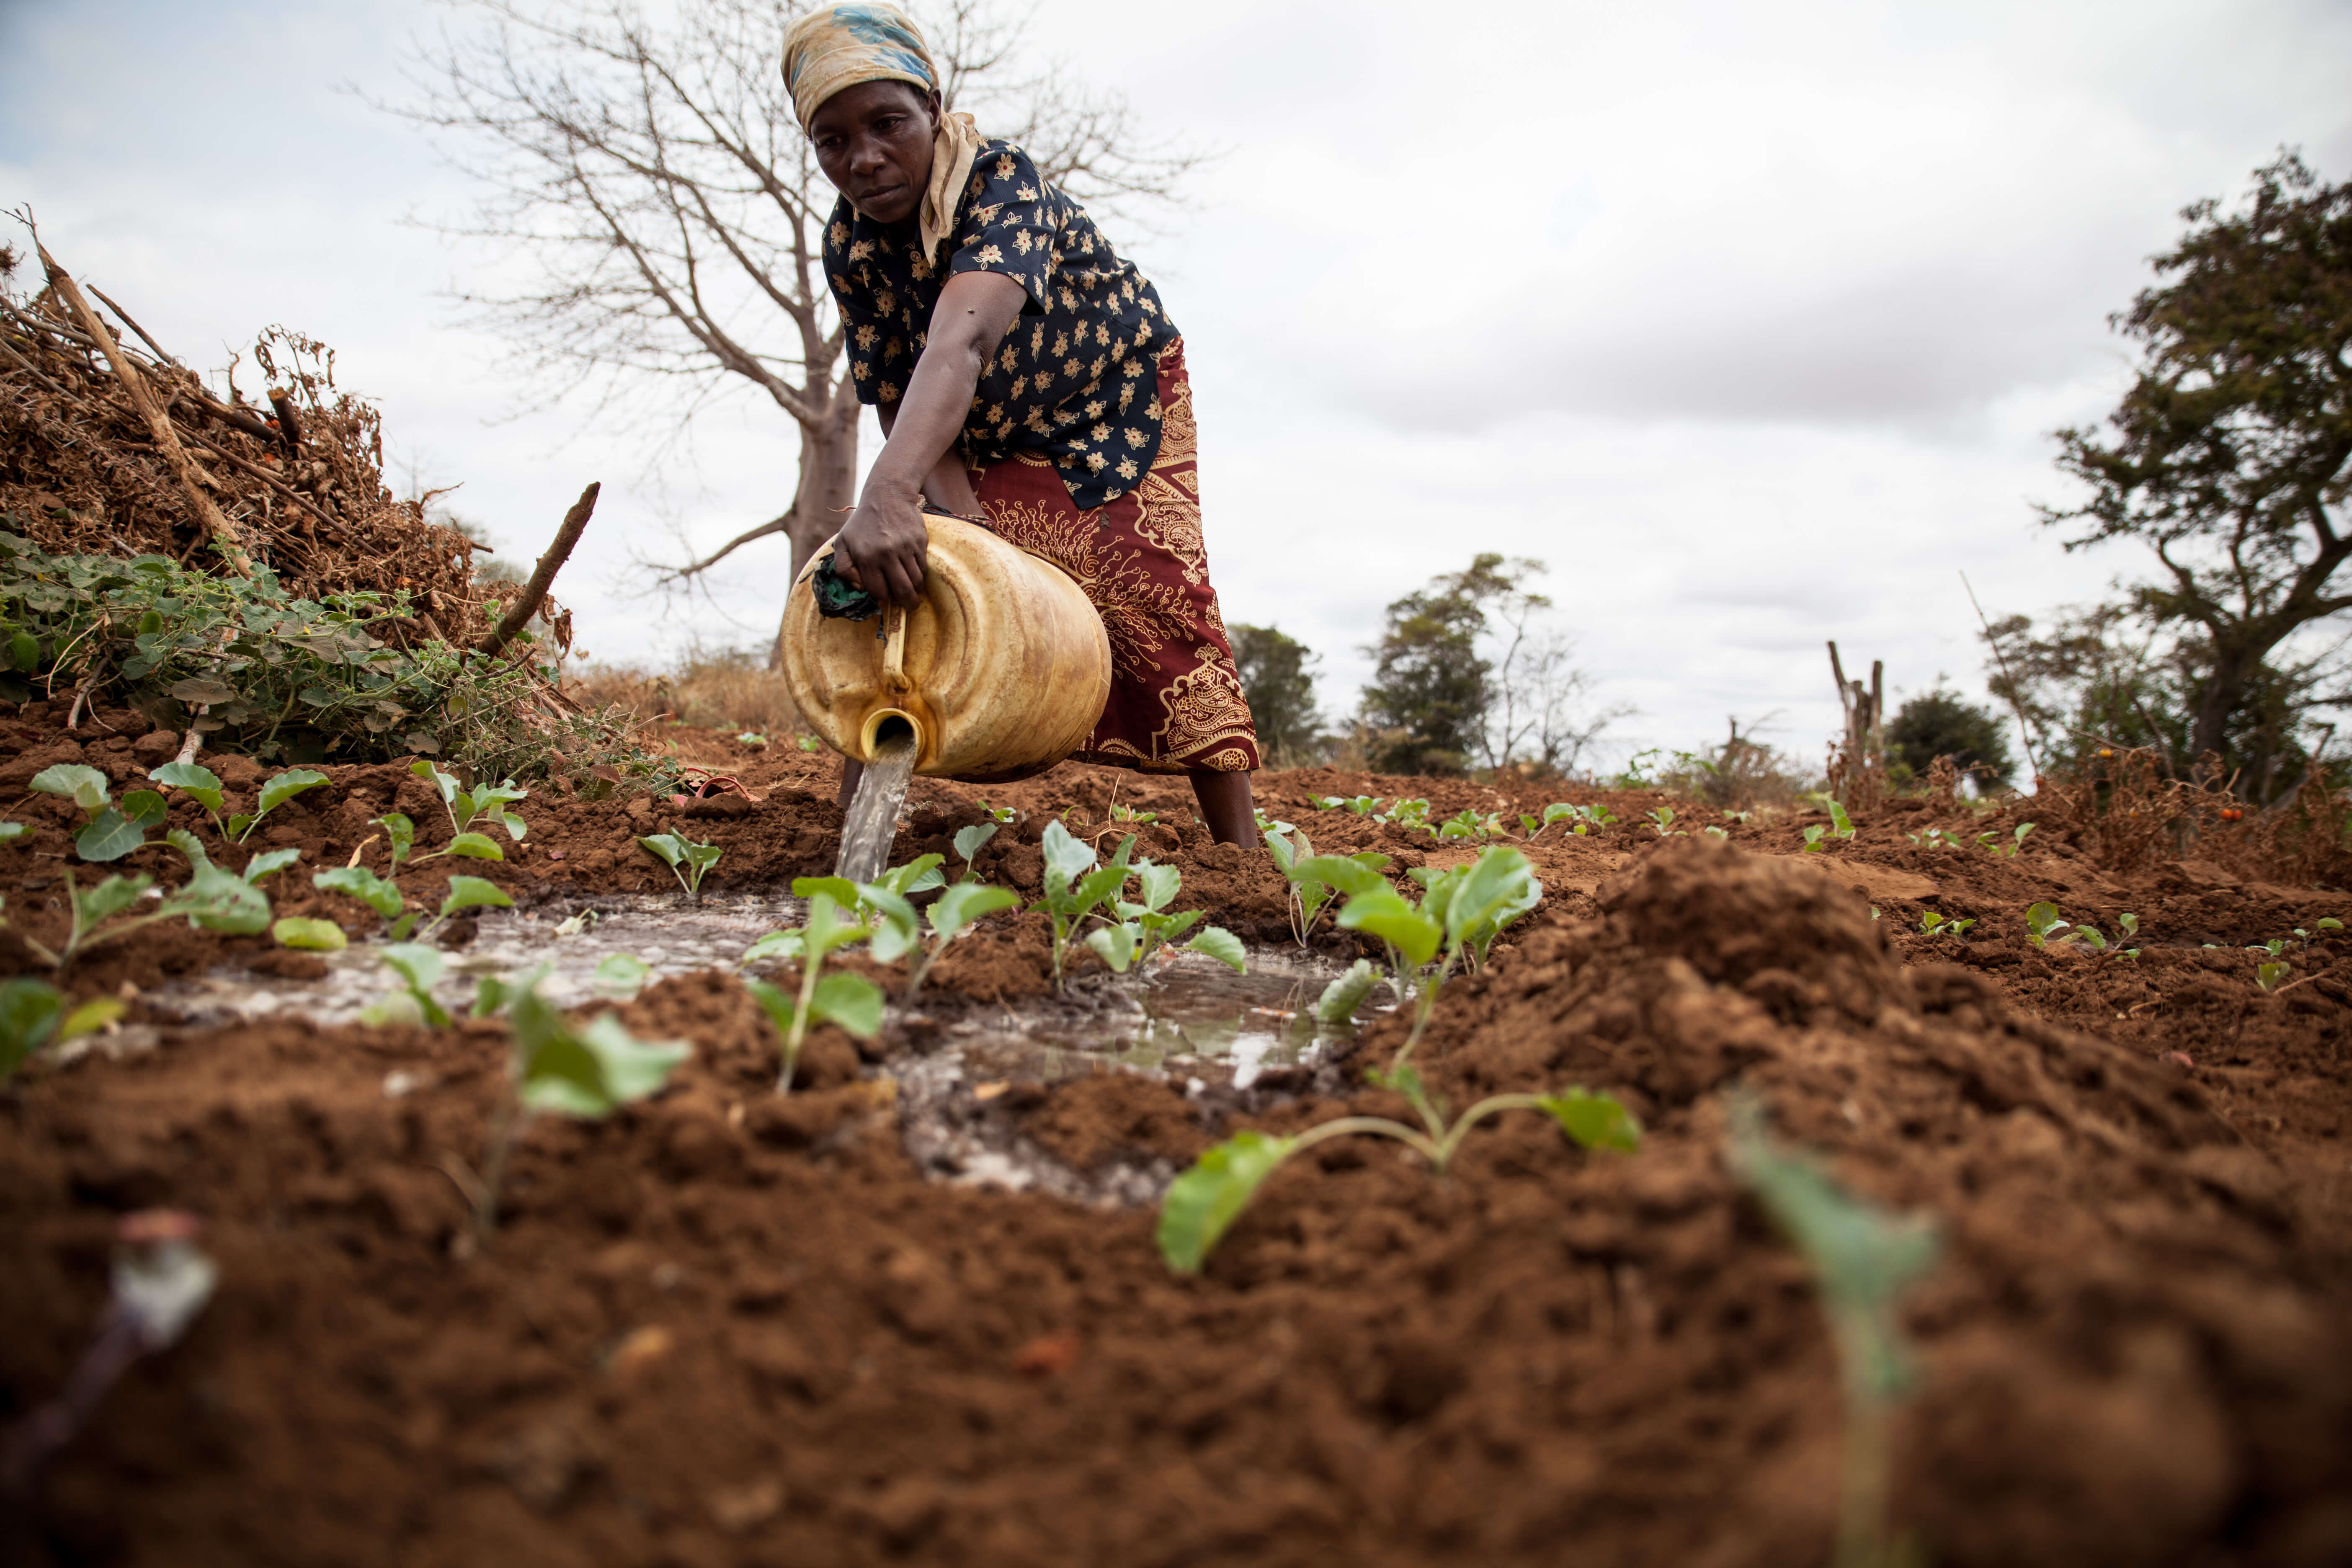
[835,269,1030,606]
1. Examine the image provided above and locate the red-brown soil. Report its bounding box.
[3,704,2349,1566]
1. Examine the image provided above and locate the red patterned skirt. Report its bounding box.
[964,339,1260,774]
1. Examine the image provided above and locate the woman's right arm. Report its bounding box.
[876,401,985,519]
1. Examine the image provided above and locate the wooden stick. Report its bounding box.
[36,243,253,577]
[0,334,71,399]
[479,482,599,658]
[266,387,303,460]
[87,284,177,368]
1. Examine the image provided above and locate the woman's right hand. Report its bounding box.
[834,476,930,606]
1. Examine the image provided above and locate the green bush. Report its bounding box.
[0,526,663,786]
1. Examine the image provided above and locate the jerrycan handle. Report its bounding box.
[881,603,910,692]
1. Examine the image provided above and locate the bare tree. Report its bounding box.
[384,0,1202,661]
[1479,582,1630,774]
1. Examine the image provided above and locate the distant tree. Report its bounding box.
[2040,153,2351,783]
[1358,556,1523,774]
[1886,685,2015,791]
[388,0,1201,662]
[1228,624,1323,767]
[1359,554,1626,776]
[1983,604,2317,797]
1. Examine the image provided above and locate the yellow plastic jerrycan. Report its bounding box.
[780,511,1111,783]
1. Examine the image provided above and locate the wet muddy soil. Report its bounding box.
[3,706,2350,1567]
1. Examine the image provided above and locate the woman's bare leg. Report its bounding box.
[1189,768,1256,846]
[838,754,863,809]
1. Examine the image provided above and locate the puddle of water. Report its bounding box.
[157,891,806,1027]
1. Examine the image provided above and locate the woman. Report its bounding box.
[782,3,1260,843]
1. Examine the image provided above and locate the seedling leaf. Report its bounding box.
[1183,926,1247,973]
[313,864,403,920]
[257,768,329,815]
[439,832,503,860]
[439,875,514,919]
[1158,1130,1298,1275]
[1314,958,1381,1023]
[31,763,110,815]
[74,808,147,863]
[593,953,651,999]
[147,761,224,815]
[1537,1089,1643,1153]
[1086,922,1140,973]
[241,847,302,884]
[927,882,1017,940]
[272,917,347,952]
[809,970,884,1037]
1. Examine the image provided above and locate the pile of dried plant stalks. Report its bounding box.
[0,231,560,653]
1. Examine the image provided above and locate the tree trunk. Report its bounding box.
[2191,643,2256,775]
[768,392,864,669]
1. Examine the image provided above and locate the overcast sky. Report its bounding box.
[6,0,2351,769]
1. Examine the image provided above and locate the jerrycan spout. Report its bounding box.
[859,708,923,761]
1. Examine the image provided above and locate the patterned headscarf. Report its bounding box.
[781,3,983,263]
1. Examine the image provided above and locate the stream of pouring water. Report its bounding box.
[835,732,918,883]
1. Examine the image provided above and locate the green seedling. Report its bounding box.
[1037,818,1137,990]
[1702,825,1730,840]
[1378,797,1432,832]
[312,864,408,936]
[415,874,514,946]
[2256,960,2290,993]
[1086,860,1246,976]
[271,918,346,952]
[797,735,821,752]
[456,966,689,1236]
[951,822,998,879]
[974,799,1017,824]
[219,767,329,845]
[743,887,881,1092]
[1318,794,1381,816]
[1313,957,1383,1024]
[1979,822,2034,859]
[1723,809,1753,824]
[0,977,125,1082]
[1266,826,1389,949]
[1828,799,1857,840]
[904,882,1020,996]
[0,821,27,845]
[1158,1078,1636,1275]
[1518,802,1580,840]
[1727,1093,1939,1568]
[799,856,949,970]
[593,953,651,1000]
[637,832,722,900]
[1918,910,1976,938]
[1335,845,1542,1061]
[1646,806,1677,837]
[1252,807,1294,836]
[735,731,769,747]
[17,833,274,970]
[1436,809,1505,841]
[1905,826,1969,851]
[376,812,416,869]
[1109,801,1158,825]
[1802,825,1828,853]
[364,943,451,1028]
[32,762,168,863]
[410,760,527,860]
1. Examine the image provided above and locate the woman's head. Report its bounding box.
[783,4,944,224]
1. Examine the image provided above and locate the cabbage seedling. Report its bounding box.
[459,967,689,1235]
[0,977,124,1081]
[1917,910,1975,938]
[23,834,274,968]
[312,864,407,936]
[1334,845,1541,1061]
[1268,826,1387,948]
[1646,807,1677,837]
[224,767,328,845]
[2256,960,2290,993]
[148,761,230,839]
[904,882,1020,996]
[951,822,998,879]
[637,831,722,900]
[1980,822,2034,859]
[1518,802,1579,841]
[31,763,167,864]
[363,942,450,1027]
[410,760,527,861]
[1727,1093,1939,1568]
[2024,900,2125,955]
[743,888,881,1092]
[271,918,346,952]
[1157,1079,1637,1275]
[1086,860,1247,976]
[0,821,26,845]
[1037,819,1136,990]
[1312,957,1382,1024]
